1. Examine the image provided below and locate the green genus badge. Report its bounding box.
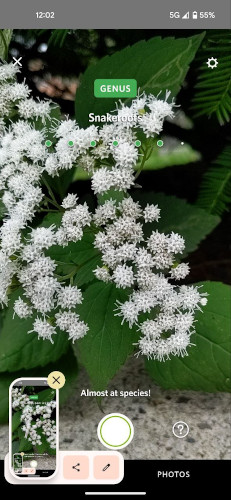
[94,79,137,98]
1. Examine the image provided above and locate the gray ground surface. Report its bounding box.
[1,356,230,460]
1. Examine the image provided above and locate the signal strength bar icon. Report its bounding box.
[182,11,189,19]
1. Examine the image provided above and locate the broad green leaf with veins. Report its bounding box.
[75,33,204,127]
[0,290,69,373]
[74,282,139,390]
[146,281,231,392]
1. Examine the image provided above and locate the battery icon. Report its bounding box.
[192,11,198,19]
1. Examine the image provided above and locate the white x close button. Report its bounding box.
[12,57,22,67]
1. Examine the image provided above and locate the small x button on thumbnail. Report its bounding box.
[47,371,65,389]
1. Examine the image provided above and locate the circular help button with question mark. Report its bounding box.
[172,421,189,439]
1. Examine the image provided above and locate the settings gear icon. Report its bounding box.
[206,57,218,69]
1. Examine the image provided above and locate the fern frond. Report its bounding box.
[196,145,231,215]
[48,30,69,47]
[191,32,231,125]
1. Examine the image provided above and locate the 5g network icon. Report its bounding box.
[169,12,180,18]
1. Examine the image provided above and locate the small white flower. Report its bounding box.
[67,320,89,342]
[178,285,208,312]
[147,230,168,253]
[64,224,83,243]
[54,119,76,138]
[21,244,42,262]
[115,299,139,328]
[78,153,95,173]
[61,193,78,209]
[45,154,60,176]
[139,112,164,137]
[13,297,33,318]
[91,168,113,194]
[200,297,208,306]
[55,310,79,330]
[56,285,83,309]
[93,266,112,283]
[116,104,138,127]
[0,66,207,363]
[112,141,138,168]
[0,63,18,81]
[17,99,52,123]
[55,310,88,342]
[18,256,56,285]
[167,232,185,254]
[9,82,31,101]
[29,318,57,343]
[147,91,175,119]
[29,226,56,250]
[143,204,160,223]
[131,95,147,112]
[111,166,135,192]
[27,276,60,313]
[93,200,117,226]
[134,248,154,269]
[116,243,137,262]
[118,197,142,219]
[112,264,134,288]
[170,263,190,280]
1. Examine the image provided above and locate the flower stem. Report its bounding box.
[43,195,64,211]
[134,139,153,180]
[42,176,63,210]
[40,208,60,213]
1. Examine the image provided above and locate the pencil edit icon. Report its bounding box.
[102,463,111,472]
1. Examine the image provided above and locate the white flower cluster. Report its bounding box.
[14,194,90,343]
[0,64,55,306]
[0,62,207,362]
[12,388,56,449]
[0,64,89,342]
[0,63,51,121]
[45,90,175,196]
[12,387,30,409]
[93,197,207,361]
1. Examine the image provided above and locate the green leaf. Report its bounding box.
[36,388,56,402]
[18,428,33,452]
[12,410,22,432]
[42,212,101,287]
[0,29,12,60]
[75,33,204,127]
[196,145,231,215]
[74,282,139,390]
[136,142,201,171]
[146,281,231,392]
[35,431,50,454]
[0,347,78,423]
[132,192,220,257]
[0,372,15,422]
[12,441,20,454]
[0,290,69,373]
[47,231,101,287]
[0,199,6,220]
[36,429,55,455]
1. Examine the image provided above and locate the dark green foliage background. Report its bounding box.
[0,29,230,424]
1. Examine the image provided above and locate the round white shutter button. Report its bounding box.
[97,413,134,450]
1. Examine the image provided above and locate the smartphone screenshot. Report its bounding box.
[0,0,230,494]
[9,378,58,478]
